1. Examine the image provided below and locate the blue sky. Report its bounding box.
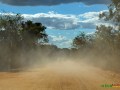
[0,3,107,14]
[0,0,109,48]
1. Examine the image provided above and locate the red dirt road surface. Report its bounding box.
[0,61,119,90]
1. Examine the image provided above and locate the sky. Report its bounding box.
[0,0,110,48]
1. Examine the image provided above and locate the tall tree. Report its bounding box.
[0,13,48,70]
[96,0,120,54]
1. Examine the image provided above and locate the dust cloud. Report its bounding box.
[0,56,120,90]
[0,43,120,90]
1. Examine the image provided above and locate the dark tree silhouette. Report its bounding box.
[0,13,48,70]
[21,20,48,49]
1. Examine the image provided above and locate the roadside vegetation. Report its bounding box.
[73,0,120,72]
[0,0,119,72]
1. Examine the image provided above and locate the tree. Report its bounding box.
[94,0,120,71]
[73,32,87,49]
[96,0,120,54]
[0,14,48,49]
[95,25,114,51]
[0,13,23,49]
[0,13,48,70]
[99,0,120,26]
[73,32,94,49]
[21,20,48,49]
[0,13,23,70]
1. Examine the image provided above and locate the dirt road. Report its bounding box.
[0,61,119,90]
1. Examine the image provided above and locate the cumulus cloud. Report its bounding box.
[0,10,110,30]
[49,35,73,48]
[49,35,67,42]
[22,11,108,30]
[78,11,104,29]
[0,0,111,6]
[22,11,81,30]
[0,10,111,48]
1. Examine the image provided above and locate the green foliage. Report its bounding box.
[0,14,48,49]
[99,0,120,25]
[21,20,48,49]
[0,13,48,70]
[72,0,120,72]
[96,0,120,53]
[0,14,23,48]
[73,0,120,53]
[73,32,94,49]
[73,32,86,48]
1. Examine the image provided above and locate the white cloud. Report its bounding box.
[1,10,111,30]
[48,35,73,48]
[79,12,99,19]
[22,11,80,30]
[49,35,66,42]
[0,10,115,48]
[22,11,104,30]
[61,39,73,46]
[78,10,113,29]
[23,10,114,30]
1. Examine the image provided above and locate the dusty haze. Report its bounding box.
[0,58,120,90]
